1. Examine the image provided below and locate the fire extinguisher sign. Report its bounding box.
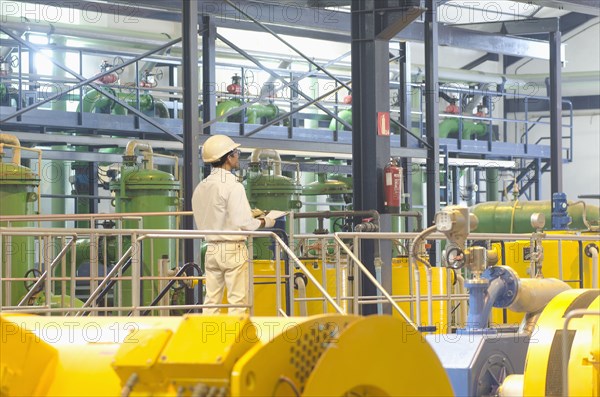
[377,112,390,136]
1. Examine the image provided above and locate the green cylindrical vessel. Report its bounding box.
[0,158,40,305]
[471,200,600,233]
[245,165,302,259]
[303,173,352,233]
[110,160,180,306]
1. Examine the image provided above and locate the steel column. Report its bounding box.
[425,0,440,265]
[351,1,394,315]
[399,42,414,232]
[550,30,563,195]
[182,0,200,305]
[202,16,216,135]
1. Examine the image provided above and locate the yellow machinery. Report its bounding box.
[221,260,343,316]
[0,313,453,397]
[498,289,600,397]
[491,232,599,325]
[392,257,452,332]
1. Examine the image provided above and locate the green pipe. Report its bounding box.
[154,100,169,118]
[439,118,488,139]
[486,169,499,201]
[471,201,600,233]
[50,36,67,112]
[328,109,353,131]
[216,100,278,124]
[246,103,278,124]
[78,87,116,113]
[216,99,242,119]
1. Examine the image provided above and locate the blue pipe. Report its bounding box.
[460,266,519,333]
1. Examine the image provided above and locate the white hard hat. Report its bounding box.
[201,135,241,163]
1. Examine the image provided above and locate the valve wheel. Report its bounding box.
[445,247,465,270]
[23,268,43,291]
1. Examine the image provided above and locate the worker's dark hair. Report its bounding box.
[210,150,235,167]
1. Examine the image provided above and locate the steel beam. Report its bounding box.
[461,53,499,70]
[512,0,600,16]
[14,0,555,58]
[425,0,440,266]
[352,0,399,315]
[201,17,217,136]
[456,18,560,35]
[182,0,200,305]
[399,42,414,232]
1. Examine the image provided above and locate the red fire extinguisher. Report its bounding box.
[384,159,402,213]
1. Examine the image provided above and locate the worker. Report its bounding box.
[192,134,275,315]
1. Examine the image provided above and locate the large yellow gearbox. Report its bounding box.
[0,313,453,396]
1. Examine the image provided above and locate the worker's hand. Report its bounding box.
[263,217,276,228]
[252,208,265,218]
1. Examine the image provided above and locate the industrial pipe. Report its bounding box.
[508,277,571,314]
[498,374,524,397]
[294,274,308,316]
[250,148,282,176]
[409,225,437,326]
[0,133,21,164]
[586,244,598,289]
[471,200,600,233]
[570,200,597,231]
[125,140,154,169]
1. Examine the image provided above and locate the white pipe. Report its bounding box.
[426,267,433,327]
[590,246,598,289]
[413,264,422,326]
[508,278,571,313]
[125,140,154,169]
[250,148,282,176]
[295,276,308,316]
[0,133,21,164]
[409,225,437,326]
[498,374,524,397]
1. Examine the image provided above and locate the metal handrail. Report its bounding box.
[332,234,417,330]
[139,231,345,315]
[77,246,133,313]
[138,261,202,316]
[0,211,192,222]
[17,236,77,306]
[2,226,598,317]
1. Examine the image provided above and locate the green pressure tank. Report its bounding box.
[245,163,302,260]
[246,165,302,212]
[110,155,180,307]
[0,150,40,305]
[471,200,600,233]
[303,173,352,232]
